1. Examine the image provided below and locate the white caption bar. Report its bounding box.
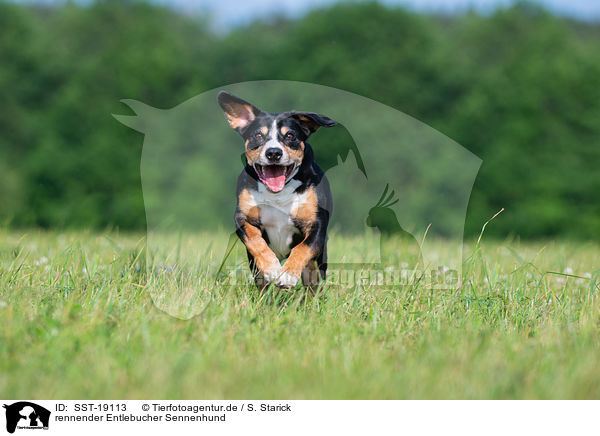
[0,400,597,435]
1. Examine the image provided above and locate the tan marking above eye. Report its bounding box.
[280,126,289,135]
[260,126,268,135]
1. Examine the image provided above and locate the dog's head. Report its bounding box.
[218,91,336,192]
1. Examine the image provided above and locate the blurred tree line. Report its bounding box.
[0,0,598,238]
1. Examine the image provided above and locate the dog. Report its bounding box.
[217,91,336,289]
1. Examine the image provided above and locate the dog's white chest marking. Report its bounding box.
[248,180,307,259]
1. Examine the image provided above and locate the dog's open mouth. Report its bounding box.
[254,164,296,192]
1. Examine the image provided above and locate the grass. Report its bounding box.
[0,229,599,399]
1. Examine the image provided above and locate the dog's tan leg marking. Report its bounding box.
[238,189,260,221]
[243,222,279,276]
[284,186,319,280]
[282,243,314,279]
[291,186,317,224]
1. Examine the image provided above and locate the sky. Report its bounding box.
[14,0,600,29]
[154,0,600,26]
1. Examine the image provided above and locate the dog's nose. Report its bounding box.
[265,148,283,162]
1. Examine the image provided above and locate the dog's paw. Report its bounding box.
[275,272,299,289]
[262,263,282,283]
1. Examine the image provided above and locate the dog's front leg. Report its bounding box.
[237,221,281,285]
[278,218,326,289]
[277,243,315,289]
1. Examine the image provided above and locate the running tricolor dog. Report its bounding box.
[217,91,335,289]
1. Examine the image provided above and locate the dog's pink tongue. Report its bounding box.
[263,166,286,192]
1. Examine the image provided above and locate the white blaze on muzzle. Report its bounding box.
[254,119,297,193]
[259,120,289,164]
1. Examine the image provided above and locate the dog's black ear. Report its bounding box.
[217,91,262,133]
[290,111,337,137]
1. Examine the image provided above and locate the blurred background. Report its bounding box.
[0,0,598,239]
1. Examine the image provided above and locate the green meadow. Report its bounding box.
[1,0,599,403]
[1,230,598,399]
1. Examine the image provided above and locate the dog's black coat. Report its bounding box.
[218,91,335,289]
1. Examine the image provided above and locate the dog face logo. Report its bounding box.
[217,91,336,192]
[3,402,50,433]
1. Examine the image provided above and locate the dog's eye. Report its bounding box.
[254,132,263,140]
[285,132,295,140]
